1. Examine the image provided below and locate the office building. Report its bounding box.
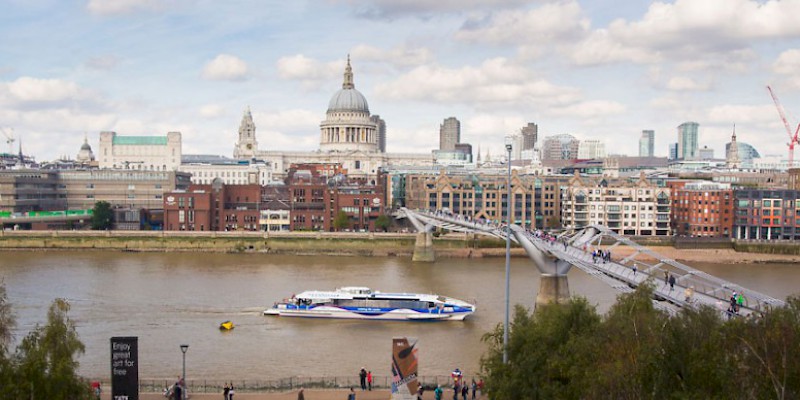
[639,130,654,157]
[677,122,699,160]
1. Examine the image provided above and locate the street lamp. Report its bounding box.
[180,344,189,400]
[503,135,513,364]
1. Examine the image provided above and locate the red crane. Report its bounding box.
[767,85,800,168]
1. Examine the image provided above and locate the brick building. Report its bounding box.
[669,181,733,237]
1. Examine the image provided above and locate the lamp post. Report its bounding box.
[180,344,189,400]
[503,135,513,364]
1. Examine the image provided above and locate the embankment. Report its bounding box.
[0,230,799,264]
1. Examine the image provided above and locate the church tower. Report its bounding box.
[234,106,258,159]
[726,124,740,169]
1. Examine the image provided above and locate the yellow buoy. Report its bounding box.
[219,321,234,330]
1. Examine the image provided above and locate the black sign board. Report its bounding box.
[110,336,139,400]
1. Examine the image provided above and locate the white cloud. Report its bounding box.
[568,0,800,66]
[199,104,225,119]
[773,49,800,75]
[706,104,780,124]
[569,29,655,66]
[252,109,320,131]
[666,76,711,92]
[86,0,163,15]
[456,1,589,45]
[202,54,250,82]
[1,77,89,104]
[276,55,342,88]
[350,44,434,68]
[340,0,530,18]
[547,100,626,119]
[375,58,581,108]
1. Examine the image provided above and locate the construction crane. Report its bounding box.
[767,85,800,168]
[0,127,14,154]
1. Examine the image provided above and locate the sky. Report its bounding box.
[3,0,800,162]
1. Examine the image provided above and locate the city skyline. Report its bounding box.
[2,0,800,162]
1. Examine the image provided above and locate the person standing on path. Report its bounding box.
[224,383,230,400]
[367,370,373,391]
[668,274,676,291]
[229,383,235,400]
[434,385,443,400]
[664,270,669,285]
[461,383,468,400]
[348,387,356,400]
[359,367,367,391]
[470,379,477,400]
[297,388,305,400]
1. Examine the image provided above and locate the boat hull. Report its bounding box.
[263,306,472,321]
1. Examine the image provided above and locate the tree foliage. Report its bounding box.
[0,283,92,400]
[375,214,392,232]
[333,210,350,231]
[481,284,800,399]
[91,200,113,230]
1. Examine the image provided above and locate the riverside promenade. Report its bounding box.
[99,389,489,399]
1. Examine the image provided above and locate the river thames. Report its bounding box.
[0,251,798,381]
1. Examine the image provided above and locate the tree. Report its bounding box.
[375,214,392,232]
[333,210,350,231]
[91,201,113,230]
[12,298,91,400]
[0,283,15,389]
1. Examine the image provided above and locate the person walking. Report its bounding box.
[173,380,182,400]
[224,383,230,400]
[367,370,373,391]
[668,273,676,291]
[229,383,235,400]
[470,379,477,400]
[684,286,694,303]
[664,270,669,285]
[297,388,305,400]
[461,383,468,400]
[359,367,367,391]
[632,263,637,276]
[434,385,443,400]
[348,387,357,400]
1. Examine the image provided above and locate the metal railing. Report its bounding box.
[90,375,475,393]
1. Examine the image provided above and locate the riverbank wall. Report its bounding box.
[1,230,799,261]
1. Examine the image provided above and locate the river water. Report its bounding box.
[0,251,797,381]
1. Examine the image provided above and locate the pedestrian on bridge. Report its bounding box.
[668,274,676,291]
[684,286,694,303]
[632,263,637,275]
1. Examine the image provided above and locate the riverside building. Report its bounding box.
[561,172,671,236]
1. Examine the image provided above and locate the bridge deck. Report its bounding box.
[397,208,785,317]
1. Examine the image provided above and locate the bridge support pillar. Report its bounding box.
[412,232,435,262]
[536,274,570,308]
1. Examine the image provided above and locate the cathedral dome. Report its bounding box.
[326,55,369,114]
[327,88,369,113]
[81,142,92,151]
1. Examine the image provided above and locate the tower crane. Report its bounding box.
[766,85,800,168]
[1,127,14,154]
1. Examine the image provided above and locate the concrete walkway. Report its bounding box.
[103,389,487,400]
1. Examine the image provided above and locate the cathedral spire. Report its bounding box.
[342,54,354,89]
[727,123,740,169]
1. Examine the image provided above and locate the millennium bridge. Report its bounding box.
[396,207,785,317]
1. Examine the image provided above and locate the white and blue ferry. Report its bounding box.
[263,287,475,321]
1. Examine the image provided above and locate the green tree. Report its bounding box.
[333,210,350,231]
[375,214,392,232]
[12,298,91,400]
[481,298,601,399]
[0,283,16,390]
[91,201,113,230]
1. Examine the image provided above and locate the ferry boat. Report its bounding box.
[263,287,476,321]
